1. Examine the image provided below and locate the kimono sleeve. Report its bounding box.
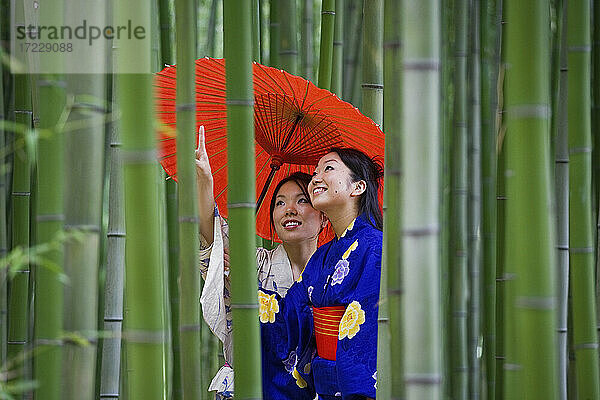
[283,278,314,384]
[336,246,381,398]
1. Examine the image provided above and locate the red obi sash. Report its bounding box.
[312,305,345,361]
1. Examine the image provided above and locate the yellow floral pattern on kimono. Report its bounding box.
[340,219,356,238]
[338,300,366,340]
[293,367,307,388]
[258,290,279,323]
[342,239,359,260]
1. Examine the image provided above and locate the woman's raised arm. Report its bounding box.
[196,125,216,244]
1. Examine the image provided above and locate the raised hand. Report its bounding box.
[195,125,213,180]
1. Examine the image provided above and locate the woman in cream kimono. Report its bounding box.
[195,126,327,399]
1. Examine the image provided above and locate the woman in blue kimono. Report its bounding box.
[285,147,384,399]
[195,126,326,399]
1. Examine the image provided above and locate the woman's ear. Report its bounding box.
[350,180,367,197]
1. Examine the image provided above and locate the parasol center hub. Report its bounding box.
[270,155,284,169]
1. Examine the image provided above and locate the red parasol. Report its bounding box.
[154,57,384,241]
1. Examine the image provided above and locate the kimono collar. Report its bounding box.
[337,214,371,241]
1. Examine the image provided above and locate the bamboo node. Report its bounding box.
[404,373,442,385]
[506,104,550,119]
[179,324,201,332]
[175,103,196,112]
[516,296,555,310]
[226,99,254,106]
[123,329,166,344]
[574,343,598,350]
[231,303,259,309]
[569,247,593,254]
[503,363,522,371]
[228,202,256,209]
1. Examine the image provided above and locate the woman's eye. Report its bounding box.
[299,197,309,203]
[325,165,333,171]
[276,200,285,206]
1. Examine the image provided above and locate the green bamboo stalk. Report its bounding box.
[252,0,261,61]
[0,25,7,371]
[567,0,600,397]
[32,4,66,400]
[175,0,202,397]
[279,0,298,74]
[361,0,386,394]
[439,1,453,397]
[342,0,361,102]
[593,0,600,211]
[331,0,344,96]
[479,0,499,398]
[165,178,181,400]
[300,0,313,80]
[7,38,32,399]
[269,0,280,67]
[503,0,558,398]
[467,1,482,397]
[117,0,166,398]
[99,113,126,400]
[361,0,382,125]
[401,0,442,398]
[205,0,219,57]
[495,17,507,399]
[317,0,335,90]
[382,0,403,397]
[223,1,261,397]
[63,70,106,400]
[159,0,175,65]
[554,1,568,399]
[449,0,468,397]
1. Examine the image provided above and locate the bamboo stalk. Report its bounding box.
[479,0,500,398]
[279,0,298,74]
[567,0,600,397]
[205,0,219,58]
[117,0,166,398]
[554,1,569,399]
[331,0,344,96]
[361,0,382,126]
[159,0,175,65]
[342,0,361,102]
[269,0,280,67]
[7,1,32,387]
[449,0,468,397]
[382,0,403,397]
[252,0,261,61]
[317,0,335,90]
[401,0,442,398]
[223,1,261,397]
[593,0,600,211]
[32,3,66,400]
[467,1,482,397]
[175,0,202,397]
[62,79,106,400]
[99,110,126,400]
[0,21,7,371]
[300,0,313,80]
[503,0,558,397]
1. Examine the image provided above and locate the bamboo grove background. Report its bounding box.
[0,0,599,399]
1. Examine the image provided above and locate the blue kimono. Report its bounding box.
[285,215,382,399]
[259,286,316,399]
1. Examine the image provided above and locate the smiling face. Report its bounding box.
[271,180,324,243]
[309,152,363,212]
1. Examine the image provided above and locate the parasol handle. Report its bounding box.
[256,162,281,213]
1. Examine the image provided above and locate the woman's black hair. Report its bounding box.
[328,147,384,231]
[268,171,314,235]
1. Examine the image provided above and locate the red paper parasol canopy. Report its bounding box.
[154,57,384,241]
